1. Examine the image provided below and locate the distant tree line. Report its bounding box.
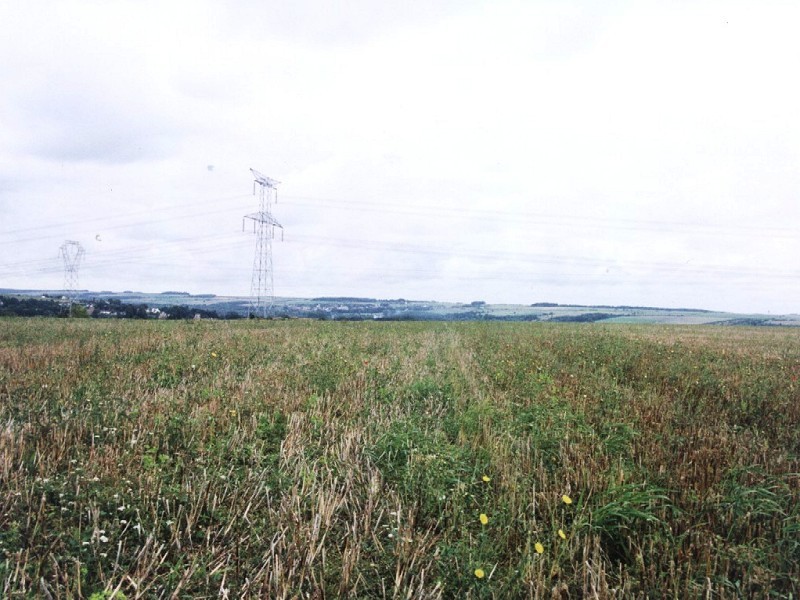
[159,304,230,320]
[548,312,615,323]
[532,302,711,313]
[0,295,243,320]
[339,311,540,322]
[311,296,378,303]
[93,298,149,319]
[0,295,65,317]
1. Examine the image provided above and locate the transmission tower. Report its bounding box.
[243,168,283,317]
[59,240,85,306]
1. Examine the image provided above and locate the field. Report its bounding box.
[1,319,798,598]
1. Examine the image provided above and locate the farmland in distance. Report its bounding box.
[1,318,798,598]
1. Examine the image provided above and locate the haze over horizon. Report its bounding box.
[1,287,796,318]
[2,1,799,314]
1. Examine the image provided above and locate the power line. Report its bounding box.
[282,233,800,280]
[3,228,798,284]
[281,194,800,238]
[0,193,252,237]
[4,190,796,249]
[0,200,254,247]
[2,186,797,306]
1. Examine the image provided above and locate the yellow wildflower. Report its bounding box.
[211,352,218,358]
[561,494,572,505]
[479,513,489,525]
[474,568,485,579]
[482,475,491,483]
[558,529,567,539]
[535,542,544,554]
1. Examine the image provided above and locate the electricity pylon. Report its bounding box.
[59,240,85,307]
[243,169,283,318]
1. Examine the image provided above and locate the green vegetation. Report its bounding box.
[0,295,232,320]
[0,295,66,317]
[0,319,798,597]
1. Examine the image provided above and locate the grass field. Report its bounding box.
[1,318,798,598]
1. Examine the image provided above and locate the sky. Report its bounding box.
[1,0,798,314]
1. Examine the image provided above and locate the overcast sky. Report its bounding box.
[1,0,798,314]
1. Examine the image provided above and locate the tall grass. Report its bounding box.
[0,319,797,598]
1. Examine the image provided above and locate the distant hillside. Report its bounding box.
[1,289,798,326]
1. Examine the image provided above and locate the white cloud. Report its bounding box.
[0,0,798,313]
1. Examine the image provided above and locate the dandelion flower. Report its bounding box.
[211,352,218,358]
[535,542,544,554]
[558,529,567,539]
[474,568,485,579]
[479,513,489,525]
[561,494,573,505]
[482,475,491,483]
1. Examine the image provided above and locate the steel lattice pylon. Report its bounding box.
[244,169,283,318]
[59,240,85,306]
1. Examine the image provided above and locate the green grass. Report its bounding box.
[0,318,798,598]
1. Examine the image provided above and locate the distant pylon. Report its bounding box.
[244,169,283,317]
[59,240,85,305]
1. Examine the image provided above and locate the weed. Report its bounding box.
[0,318,797,596]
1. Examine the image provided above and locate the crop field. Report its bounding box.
[1,318,798,598]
